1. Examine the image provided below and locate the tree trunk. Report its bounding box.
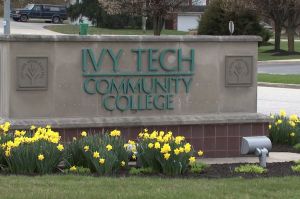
[153,16,164,36]
[274,23,282,51]
[287,28,295,53]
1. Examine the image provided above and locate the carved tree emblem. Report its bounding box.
[21,60,46,86]
[229,60,249,82]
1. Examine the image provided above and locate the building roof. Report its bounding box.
[179,5,206,13]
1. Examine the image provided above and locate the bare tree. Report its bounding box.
[285,0,300,52]
[251,0,290,51]
[98,0,200,35]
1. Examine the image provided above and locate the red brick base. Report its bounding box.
[55,122,269,158]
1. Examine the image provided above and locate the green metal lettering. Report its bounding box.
[141,78,153,94]
[132,49,146,72]
[116,95,130,111]
[102,95,115,111]
[172,78,180,94]
[182,78,193,93]
[159,49,177,71]
[178,49,195,72]
[110,79,126,94]
[145,94,153,110]
[82,49,88,72]
[85,48,107,72]
[148,49,159,72]
[166,94,174,110]
[154,78,168,94]
[107,49,123,72]
[83,78,96,94]
[153,95,165,110]
[96,78,111,95]
[137,95,144,110]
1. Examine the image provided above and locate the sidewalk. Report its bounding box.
[201,152,300,165]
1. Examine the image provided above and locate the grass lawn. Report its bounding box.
[45,25,188,35]
[1,175,300,199]
[258,74,300,84]
[258,41,300,61]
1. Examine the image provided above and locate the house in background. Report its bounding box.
[165,0,207,31]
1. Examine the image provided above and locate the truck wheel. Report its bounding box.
[52,16,60,24]
[20,15,28,22]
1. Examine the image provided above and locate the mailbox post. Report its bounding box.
[3,0,11,35]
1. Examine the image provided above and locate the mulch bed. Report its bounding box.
[126,162,300,179]
[272,144,299,153]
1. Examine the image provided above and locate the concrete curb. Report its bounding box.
[201,152,300,165]
[258,60,300,65]
[258,82,300,89]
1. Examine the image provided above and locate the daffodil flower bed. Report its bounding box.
[0,123,204,176]
[130,129,204,176]
[66,130,129,175]
[269,109,300,146]
[1,125,64,174]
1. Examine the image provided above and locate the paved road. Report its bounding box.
[258,86,300,115]
[0,18,64,35]
[258,62,300,74]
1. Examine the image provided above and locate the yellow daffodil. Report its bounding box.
[189,156,196,164]
[99,158,105,165]
[84,145,89,152]
[30,125,36,130]
[290,114,299,122]
[144,128,148,133]
[128,140,135,145]
[279,109,286,117]
[277,119,282,124]
[93,151,100,158]
[5,150,10,157]
[150,131,158,139]
[106,144,113,151]
[160,143,171,154]
[157,136,163,142]
[46,125,51,129]
[70,166,77,172]
[184,143,191,153]
[289,121,296,127]
[138,132,144,138]
[121,161,126,167]
[164,153,171,160]
[174,148,180,155]
[159,131,165,137]
[81,131,87,137]
[38,154,45,161]
[270,114,275,119]
[132,155,137,160]
[144,133,150,139]
[110,129,121,137]
[14,130,21,137]
[290,132,296,137]
[268,125,272,129]
[148,143,154,149]
[57,144,64,151]
[179,147,184,153]
[175,136,185,145]
[198,150,204,156]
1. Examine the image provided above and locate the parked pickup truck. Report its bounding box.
[11,4,67,23]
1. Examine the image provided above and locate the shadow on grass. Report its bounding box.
[262,49,300,56]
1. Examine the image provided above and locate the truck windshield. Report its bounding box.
[24,4,34,10]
